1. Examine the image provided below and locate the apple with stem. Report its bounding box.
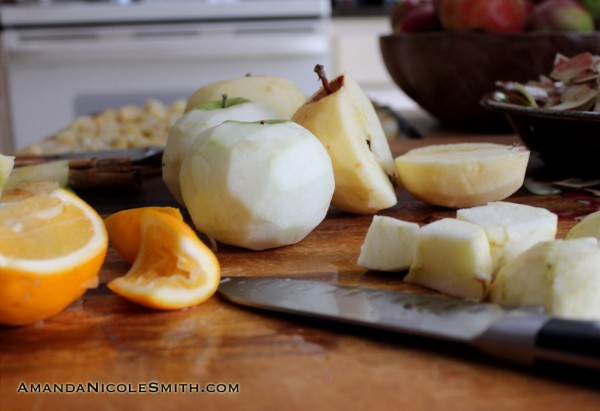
[185,74,307,119]
[162,94,278,205]
[179,120,335,250]
[437,0,527,32]
[292,65,398,215]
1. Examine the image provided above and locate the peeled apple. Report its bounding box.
[179,120,335,250]
[162,97,278,204]
[185,75,307,119]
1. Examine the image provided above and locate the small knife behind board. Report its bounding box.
[218,277,600,371]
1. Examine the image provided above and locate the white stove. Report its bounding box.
[1,1,330,27]
[1,0,332,152]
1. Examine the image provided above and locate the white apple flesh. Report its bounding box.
[5,160,69,192]
[357,215,421,272]
[185,75,306,119]
[179,120,335,250]
[404,218,493,301]
[490,238,600,320]
[566,210,600,242]
[0,154,15,196]
[395,143,530,208]
[162,97,278,205]
[292,66,398,214]
[457,201,558,272]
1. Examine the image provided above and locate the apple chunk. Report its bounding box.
[357,216,421,272]
[395,143,530,208]
[292,66,398,214]
[457,201,558,272]
[565,210,600,242]
[489,238,600,320]
[0,154,15,196]
[179,120,334,250]
[5,160,69,191]
[404,218,493,301]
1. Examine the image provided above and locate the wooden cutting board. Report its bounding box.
[2,136,600,411]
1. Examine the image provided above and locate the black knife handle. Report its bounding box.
[476,316,600,370]
[536,318,600,360]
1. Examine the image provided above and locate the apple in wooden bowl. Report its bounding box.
[380,31,600,132]
[380,0,600,132]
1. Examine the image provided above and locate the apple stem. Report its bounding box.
[314,64,333,95]
[221,94,228,108]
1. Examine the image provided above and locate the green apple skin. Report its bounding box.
[404,218,493,301]
[527,0,595,31]
[457,201,557,273]
[490,238,600,320]
[565,210,600,242]
[162,98,278,204]
[179,120,335,251]
[357,216,421,272]
[580,0,600,18]
[185,75,306,119]
[292,72,398,215]
[0,154,15,196]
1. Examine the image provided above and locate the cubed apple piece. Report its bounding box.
[566,210,600,242]
[404,218,493,301]
[490,238,600,321]
[5,160,69,191]
[395,143,530,208]
[457,201,558,273]
[357,215,421,272]
[0,154,15,196]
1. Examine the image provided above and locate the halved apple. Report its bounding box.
[292,65,398,215]
[395,143,530,208]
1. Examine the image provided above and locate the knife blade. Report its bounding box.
[218,277,600,370]
[15,146,164,166]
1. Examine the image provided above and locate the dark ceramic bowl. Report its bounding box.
[379,32,600,133]
[481,99,600,178]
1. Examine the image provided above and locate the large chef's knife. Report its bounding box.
[218,277,600,370]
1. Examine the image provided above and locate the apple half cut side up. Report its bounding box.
[292,65,398,215]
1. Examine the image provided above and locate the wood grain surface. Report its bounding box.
[2,135,600,411]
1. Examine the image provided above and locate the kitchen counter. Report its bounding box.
[1,126,600,411]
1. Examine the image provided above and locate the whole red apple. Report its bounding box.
[438,0,527,32]
[527,0,595,31]
[391,0,441,32]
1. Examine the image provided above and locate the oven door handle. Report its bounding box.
[4,31,330,63]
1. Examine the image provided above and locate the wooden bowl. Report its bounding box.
[379,32,600,133]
